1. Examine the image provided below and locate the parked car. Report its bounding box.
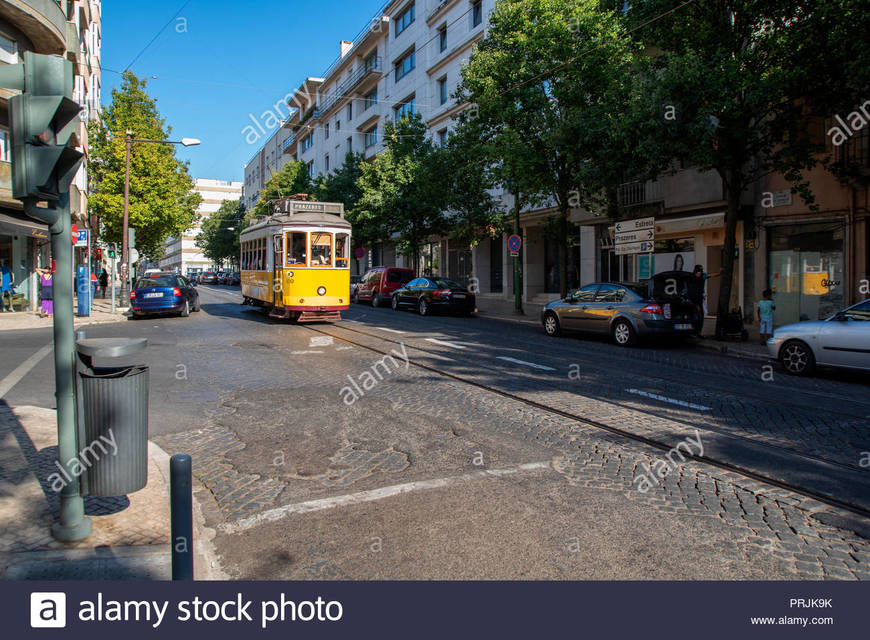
[350,274,362,297]
[199,271,217,284]
[541,274,698,346]
[216,272,229,285]
[353,267,415,307]
[130,273,199,318]
[227,272,241,286]
[766,299,870,375]
[391,277,476,316]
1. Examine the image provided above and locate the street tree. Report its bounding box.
[458,0,637,297]
[251,160,311,218]
[196,199,245,268]
[313,152,366,243]
[355,115,447,267]
[88,71,201,258]
[625,0,870,336]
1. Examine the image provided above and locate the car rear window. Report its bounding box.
[135,276,176,288]
[434,279,463,289]
[387,270,414,283]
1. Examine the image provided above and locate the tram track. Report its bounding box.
[301,320,870,521]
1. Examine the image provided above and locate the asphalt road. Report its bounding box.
[2,284,869,580]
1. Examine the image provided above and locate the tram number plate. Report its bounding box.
[145,292,162,298]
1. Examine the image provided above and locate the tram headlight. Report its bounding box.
[287,271,294,277]
[317,286,327,296]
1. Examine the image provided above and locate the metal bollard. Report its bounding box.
[170,454,194,580]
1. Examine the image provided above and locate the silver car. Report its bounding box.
[767,299,870,375]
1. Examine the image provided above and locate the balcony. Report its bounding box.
[0,0,68,54]
[281,132,297,155]
[319,57,382,116]
[617,179,664,208]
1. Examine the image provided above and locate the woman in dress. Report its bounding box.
[35,266,54,318]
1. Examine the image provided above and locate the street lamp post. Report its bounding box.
[120,132,201,302]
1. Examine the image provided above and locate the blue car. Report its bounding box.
[130,273,200,318]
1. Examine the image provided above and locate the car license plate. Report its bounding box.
[675,323,692,330]
[454,293,465,299]
[663,303,672,319]
[145,292,162,298]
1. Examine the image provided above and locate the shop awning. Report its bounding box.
[0,211,50,240]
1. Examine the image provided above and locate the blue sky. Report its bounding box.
[102,0,388,183]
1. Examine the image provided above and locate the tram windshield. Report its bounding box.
[310,232,332,266]
[286,232,307,266]
[335,233,349,268]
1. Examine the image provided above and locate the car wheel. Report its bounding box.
[612,319,637,346]
[543,312,561,337]
[780,340,815,376]
[391,295,400,310]
[180,300,190,317]
[372,292,381,307]
[417,298,430,316]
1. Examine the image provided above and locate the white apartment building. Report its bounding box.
[160,178,243,274]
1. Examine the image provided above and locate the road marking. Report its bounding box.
[425,338,466,349]
[375,326,406,334]
[496,356,556,371]
[220,461,552,534]
[335,346,354,351]
[309,336,334,347]
[625,388,712,412]
[291,350,324,355]
[0,343,53,398]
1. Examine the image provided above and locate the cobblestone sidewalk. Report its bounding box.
[0,403,219,579]
[0,295,127,332]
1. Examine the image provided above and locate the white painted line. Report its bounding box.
[335,346,354,351]
[309,336,334,347]
[425,337,467,349]
[375,326,406,334]
[291,350,325,355]
[0,343,53,398]
[496,356,556,371]
[625,388,712,412]
[220,461,552,534]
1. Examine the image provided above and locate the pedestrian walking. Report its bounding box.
[757,289,776,344]
[99,268,108,298]
[1,259,14,312]
[35,266,54,318]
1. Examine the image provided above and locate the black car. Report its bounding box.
[391,277,475,316]
[199,271,218,284]
[227,272,241,286]
[130,274,199,318]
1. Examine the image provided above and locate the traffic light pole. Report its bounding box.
[25,195,92,542]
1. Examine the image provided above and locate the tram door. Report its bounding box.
[273,234,284,308]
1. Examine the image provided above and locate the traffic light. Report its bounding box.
[95,247,102,262]
[107,245,116,260]
[1,52,83,204]
[128,227,136,251]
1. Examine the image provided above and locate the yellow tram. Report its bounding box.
[240,197,351,322]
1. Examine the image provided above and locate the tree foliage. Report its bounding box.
[195,199,245,268]
[251,160,312,218]
[88,72,201,258]
[313,152,366,242]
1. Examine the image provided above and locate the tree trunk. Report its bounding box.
[559,203,569,299]
[715,171,743,339]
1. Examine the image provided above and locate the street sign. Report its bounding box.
[614,229,654,245]
[70,223,78,244]
[129,248,140,264]
[75,228,87,246]
[354,247,366,260]
[508,234,522,256]
[614,217,655,233]
[615,241,654,256]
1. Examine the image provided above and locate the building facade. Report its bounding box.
[160,178,243,275]
[0,0,101,311]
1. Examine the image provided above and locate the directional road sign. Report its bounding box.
[614,217,655,233]
[614,229,654,245]
[615,241,654,256]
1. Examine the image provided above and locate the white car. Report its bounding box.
[766,299,870,375]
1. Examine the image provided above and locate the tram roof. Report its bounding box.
[242,200,350,234]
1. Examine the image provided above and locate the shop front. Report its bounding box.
[0,211,49,312]
[767,221,846,325]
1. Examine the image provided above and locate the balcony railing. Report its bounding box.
[617,179,664,207]
[281,132,297,154]
[319,57,382,116]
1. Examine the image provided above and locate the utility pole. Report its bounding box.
[121,130,132,302]
[513,186,523,314]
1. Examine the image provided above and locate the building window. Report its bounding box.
[472,0,483,27]
[394,49,416,82]
[438,76,448,105]
[364,51,378,72]
[439,25,447,52]
[346,102,352,121]
[336,120,340,135]
[363,88,377,111]
[307,160,314,174]
[302,136,313,152]
[0,33,17,64]
[437,128,448,147]
[394,97,416,121]
[364,126,378,148]
[395,3,415,37]
[0,129,8,162]
[346,136,353,154]
[325,122,329,139]
[325,154,330,172]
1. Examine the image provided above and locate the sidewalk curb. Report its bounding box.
[691,339,774,362]
[148,441,229,580]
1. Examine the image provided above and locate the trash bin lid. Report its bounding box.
[76,337,148,358]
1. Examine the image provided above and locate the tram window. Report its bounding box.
[335,233,349,268]
[286,232,307,266]
[311,232,332,266]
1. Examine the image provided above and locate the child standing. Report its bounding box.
[757,289,776,344]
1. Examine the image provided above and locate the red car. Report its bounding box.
[353,267,415,307]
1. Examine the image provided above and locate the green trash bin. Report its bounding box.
[75,338,149,497]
